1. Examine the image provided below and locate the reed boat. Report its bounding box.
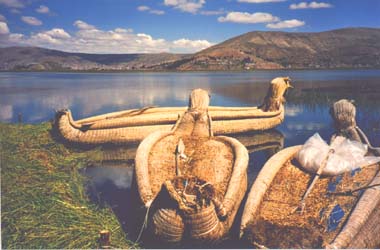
[55,77,292,145]
[134,89,249,244]
[240,99,380,249]
[240,146,380,248]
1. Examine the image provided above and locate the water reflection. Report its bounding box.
[85,164,133,189]
[2,70,379,126]
[84,164,137,236]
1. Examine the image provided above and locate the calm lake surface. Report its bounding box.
[1,70,380,247]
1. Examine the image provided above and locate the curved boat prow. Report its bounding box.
[55,109,172,145]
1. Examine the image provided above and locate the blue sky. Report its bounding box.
[0,0,379,53]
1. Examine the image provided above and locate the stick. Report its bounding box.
[328,183,380,196]
[175,138,186,176]
[294,148,334,213]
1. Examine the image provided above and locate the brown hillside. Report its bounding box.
[174,28,380,70]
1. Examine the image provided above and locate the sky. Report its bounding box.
[0,0,379,54]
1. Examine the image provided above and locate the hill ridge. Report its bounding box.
[1,27,380,71]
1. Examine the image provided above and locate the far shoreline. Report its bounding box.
[1,67,380,74]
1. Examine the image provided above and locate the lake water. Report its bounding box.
[1,70,380,247]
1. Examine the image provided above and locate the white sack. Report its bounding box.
[296,133,380,176]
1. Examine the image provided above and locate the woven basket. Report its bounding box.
[151,208,185,243]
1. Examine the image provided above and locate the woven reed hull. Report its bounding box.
[101,146,137,162]
[135,132,248,244]
[347,200,380,248]
[240,146,380,249]
[75,106,273,128]
[55,107,284,145]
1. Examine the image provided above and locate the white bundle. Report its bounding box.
[296,133,380,176]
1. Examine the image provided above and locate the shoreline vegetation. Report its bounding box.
[0,122,136,249]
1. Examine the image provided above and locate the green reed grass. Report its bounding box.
[0,123,137,249]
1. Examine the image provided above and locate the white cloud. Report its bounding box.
[266,19,305,28]
[200,9,225,15]
[238,0,286,3]
[114,28,133,33]
[36,5,50,14]
[1,21,213,53]
[137,5,165,15]
[45,28,71,39]
[172,38,213,52]
[74,20,96,30]
[0,0,24,8]
[290,1,332,9]
[218,12,279,24]
[0,21,9,34]
[164,0,205,14]
[30,32,61,44]
[137,5,150,11]
[8,33,23,42]
[150,10,165,15]
[21,16,42,26]
[0,14,6,21]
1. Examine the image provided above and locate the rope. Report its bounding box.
[355,126,380,156]
[327,183,380,196]
[135,204,151,243]
[111,106,157,119]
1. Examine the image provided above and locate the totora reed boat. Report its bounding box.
[54,77,292,145]
[134,88,248,244]
[240,100,380,249]
[240,146,380,248]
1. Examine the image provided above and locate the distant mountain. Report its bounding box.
[1,28,380,71]
[173,28,380,70]
[0,47,188,71]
